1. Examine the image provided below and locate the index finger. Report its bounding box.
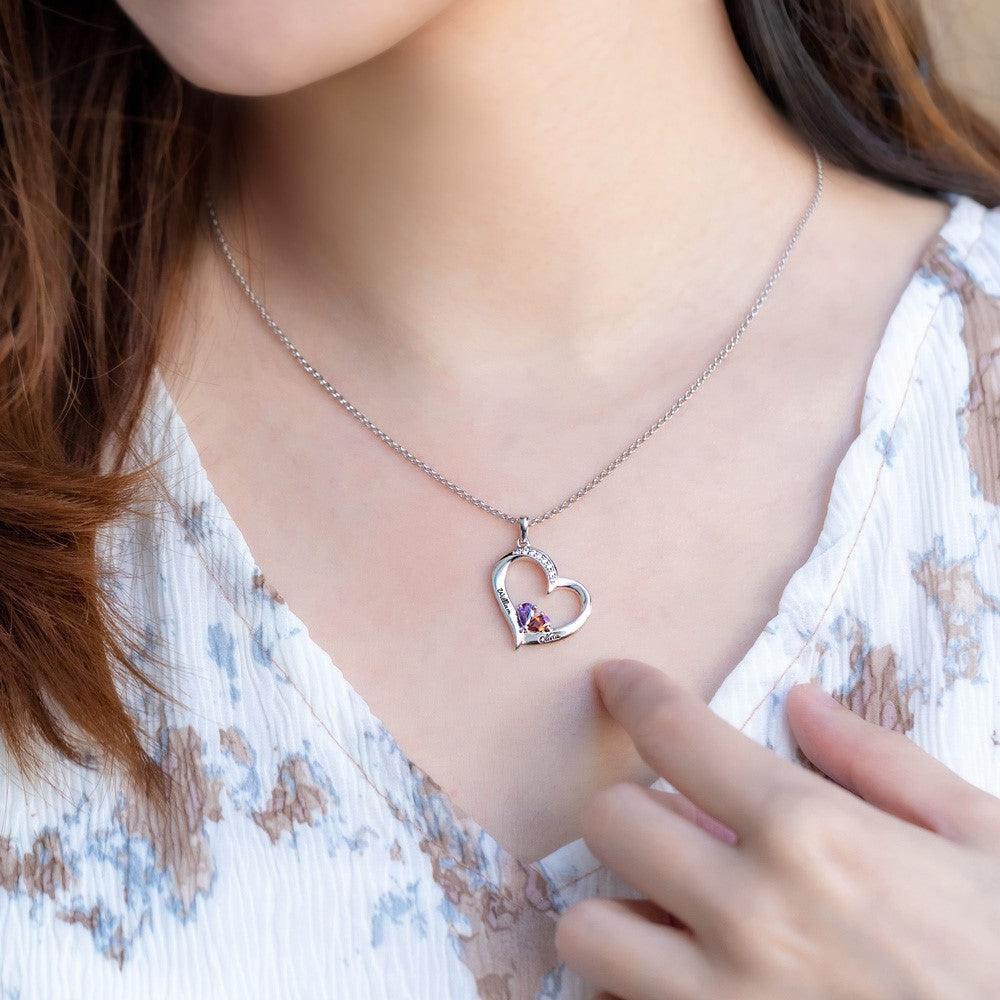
[596,658,807,833]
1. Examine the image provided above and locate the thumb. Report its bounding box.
[787,682,1000,851]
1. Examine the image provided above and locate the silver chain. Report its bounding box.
[207,147,823,527]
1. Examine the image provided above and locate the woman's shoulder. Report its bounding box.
[919,194,1000,511]
[920,192,1000,294]
[831,188,1000,561]
[884,193,1000,523]
[915,192,998,431]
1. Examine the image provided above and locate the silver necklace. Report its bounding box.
[207,148,824,649]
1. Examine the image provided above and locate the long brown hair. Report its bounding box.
[2,0,999,787]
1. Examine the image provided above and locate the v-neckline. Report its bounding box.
[146,191,979,893]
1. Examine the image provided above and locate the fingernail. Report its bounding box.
[594,658,652,687]
[594,658,629,680]
[593,659,652,704]
[800,682,844,711]
[593,659,628,694]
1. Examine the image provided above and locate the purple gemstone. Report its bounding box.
[516,602,534,627]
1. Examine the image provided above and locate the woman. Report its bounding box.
[2,0,1000,997]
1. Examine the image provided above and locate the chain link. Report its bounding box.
[207,148,823,527]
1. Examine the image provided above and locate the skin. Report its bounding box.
[116,0,455,94]
[555,660,1000,999]
[117,0,998,991]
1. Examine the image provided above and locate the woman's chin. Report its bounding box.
[114,0,455,96]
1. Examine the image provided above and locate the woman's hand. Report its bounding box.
[555,659,1000,1000]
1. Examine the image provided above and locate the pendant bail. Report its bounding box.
[517,516,530,547]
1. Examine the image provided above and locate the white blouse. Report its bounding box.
[2,192,1000,1000]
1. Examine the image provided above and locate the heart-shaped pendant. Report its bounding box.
[491,518,592,648]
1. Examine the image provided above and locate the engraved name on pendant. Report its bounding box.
[491,518,591,648]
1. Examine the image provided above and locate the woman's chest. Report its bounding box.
[153,336,1000,876]
[166,329,879,867]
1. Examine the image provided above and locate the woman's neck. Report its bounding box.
[222,0,817,375]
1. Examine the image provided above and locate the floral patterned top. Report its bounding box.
[3,192,1000,1000]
